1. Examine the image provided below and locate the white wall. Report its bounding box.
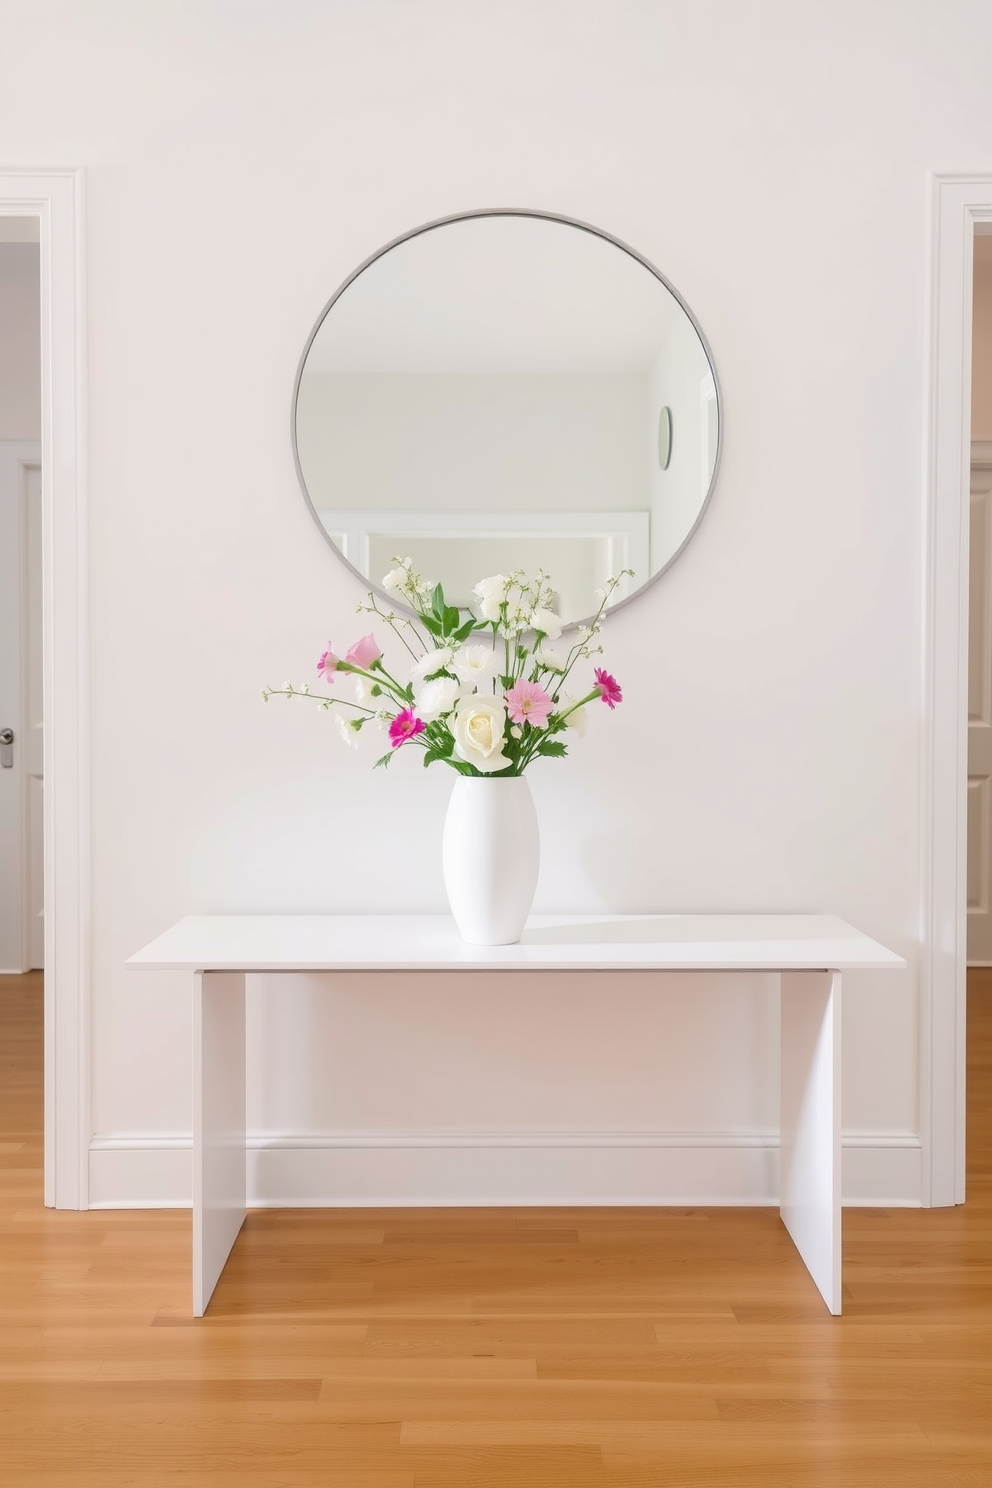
[297,371,649,515]
[5,0,989,1207]
[0,244,40,440]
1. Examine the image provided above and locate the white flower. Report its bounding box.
[561,695,589,736]
[473,573,508,621]
[451,644,498,686]
[416,675,460,720]
[535,646,564,672]
[411,646,453,680]
[474,573,507,600]
[382,568,406,592]
[336,716,359,749]
[449,697,510,773]
[354,677,368,703]
[530,606,562,640]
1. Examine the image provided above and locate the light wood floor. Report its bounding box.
[1,974,989,1487]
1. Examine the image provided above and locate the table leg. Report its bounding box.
[780,969,842,1314]
[192,970,246,1316]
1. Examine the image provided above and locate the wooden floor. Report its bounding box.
[0,976,989,1487]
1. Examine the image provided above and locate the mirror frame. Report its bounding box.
[291,207,723,626]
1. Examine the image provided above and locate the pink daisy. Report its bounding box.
[504,678,553,729]
[594,668,622,709]
[388,707,425,749]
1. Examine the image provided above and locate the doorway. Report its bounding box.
[0,170,88,1210]
[0,221,43,974]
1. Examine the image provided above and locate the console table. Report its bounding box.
[126,913,905,1316]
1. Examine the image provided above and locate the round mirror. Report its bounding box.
[293,210,721,626]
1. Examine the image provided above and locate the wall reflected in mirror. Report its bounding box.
[294,212,720,624]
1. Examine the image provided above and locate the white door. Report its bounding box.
[0,442,43,971]
[967,445,992,962]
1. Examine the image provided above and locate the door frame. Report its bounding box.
[923,174,992,1205]
[0,171,89,1209]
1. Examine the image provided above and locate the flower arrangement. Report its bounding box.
[263,562,629,776]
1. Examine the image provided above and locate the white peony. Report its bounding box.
[449,697,510,773]
[411,645,453,680]
[530,606,562,640]
[451,644,498,686]
[473,573,508,621]
[535,646,565,672]
[416,676,460,721]
[382,568,407,592]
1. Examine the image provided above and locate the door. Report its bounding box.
[967,446,992,962]
[0,442,43,971]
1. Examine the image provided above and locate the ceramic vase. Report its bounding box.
[442,775,540,945]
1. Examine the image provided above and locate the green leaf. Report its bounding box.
[447,758,479,777]
[537,739,568,758]
[421,615,443,637]
[453,618,477,642]
[431,583,446,620]
[442,605,460,635]
[373,751,394,770]
[369,683,382,696]
[425,727,454,757]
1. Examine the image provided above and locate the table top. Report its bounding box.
[126,914,906,974]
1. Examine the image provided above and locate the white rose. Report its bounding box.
[473,574,508,621]
[451,643,498,686]
[530,606,562,640]
[535,646,564,672]
[416,676,460,721]
[382,568,406,592]
[449,697,510,773]
[411,645,453,680]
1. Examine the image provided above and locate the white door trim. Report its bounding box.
[922,174,992,1206]
[0,170,89,1209]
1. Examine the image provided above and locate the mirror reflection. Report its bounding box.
[294,211,720,624]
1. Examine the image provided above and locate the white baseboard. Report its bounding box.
[87,1129,923,1209]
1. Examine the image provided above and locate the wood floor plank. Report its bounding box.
[1,970,991,1485]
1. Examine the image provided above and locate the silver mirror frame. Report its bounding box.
[291,207,723,628]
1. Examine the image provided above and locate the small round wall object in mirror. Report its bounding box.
[293,210,721,626]
[657,405,673,471]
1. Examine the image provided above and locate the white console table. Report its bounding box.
[126,913,904,1317]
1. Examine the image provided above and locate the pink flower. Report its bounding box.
[504,678,553,729]
[345,633,382,670]
[317,644,342,682]
[388,707,425,748]
[594,668,622,709]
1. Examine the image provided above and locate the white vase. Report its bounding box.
[442,775,540,945]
